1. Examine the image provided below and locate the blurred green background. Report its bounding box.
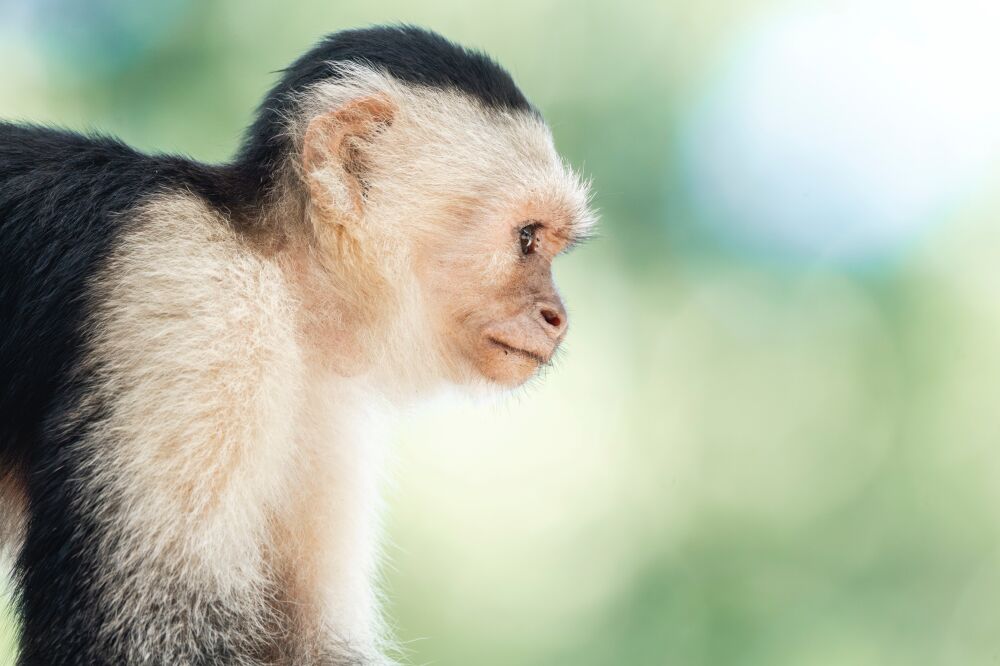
[3,0,1000,664]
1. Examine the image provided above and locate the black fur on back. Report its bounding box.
[0,25,532,665]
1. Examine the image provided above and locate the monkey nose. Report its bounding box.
[538,301,568,339]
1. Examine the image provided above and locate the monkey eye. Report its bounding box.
[519,224,538,255]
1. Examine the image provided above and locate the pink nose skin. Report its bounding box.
[538,302,568,339]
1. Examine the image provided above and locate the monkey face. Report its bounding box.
[388,114,593,388]
[413,193,590,388]
[470,220,569,386]
[298,78,594,388]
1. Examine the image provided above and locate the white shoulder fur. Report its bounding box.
[71,194,390,663]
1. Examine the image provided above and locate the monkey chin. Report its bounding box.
[472,337,549,388]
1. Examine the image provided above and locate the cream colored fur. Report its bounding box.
[73,198,307,662]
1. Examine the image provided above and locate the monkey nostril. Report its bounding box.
[540,307,564,330]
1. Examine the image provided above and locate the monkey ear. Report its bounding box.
[301,96,396,220]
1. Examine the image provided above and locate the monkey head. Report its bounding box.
[295,64,594,390]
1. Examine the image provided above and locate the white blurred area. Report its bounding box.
[681,0,1000,262]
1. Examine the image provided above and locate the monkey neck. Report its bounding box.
[271,214,394,384]
[248,177,444,399]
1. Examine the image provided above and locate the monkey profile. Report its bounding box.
[0,25,594,665]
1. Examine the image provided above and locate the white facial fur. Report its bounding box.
[290,63,595,392]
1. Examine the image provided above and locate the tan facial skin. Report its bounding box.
[476,232,569,385]
[415,205,575,387]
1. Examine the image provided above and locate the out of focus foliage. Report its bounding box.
[2,1,1000,664]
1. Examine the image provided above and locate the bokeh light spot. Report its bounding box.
[680,1,1000,262]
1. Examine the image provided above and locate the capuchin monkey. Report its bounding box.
[0,25,594,665]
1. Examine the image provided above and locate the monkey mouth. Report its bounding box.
[486,336,550,365]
